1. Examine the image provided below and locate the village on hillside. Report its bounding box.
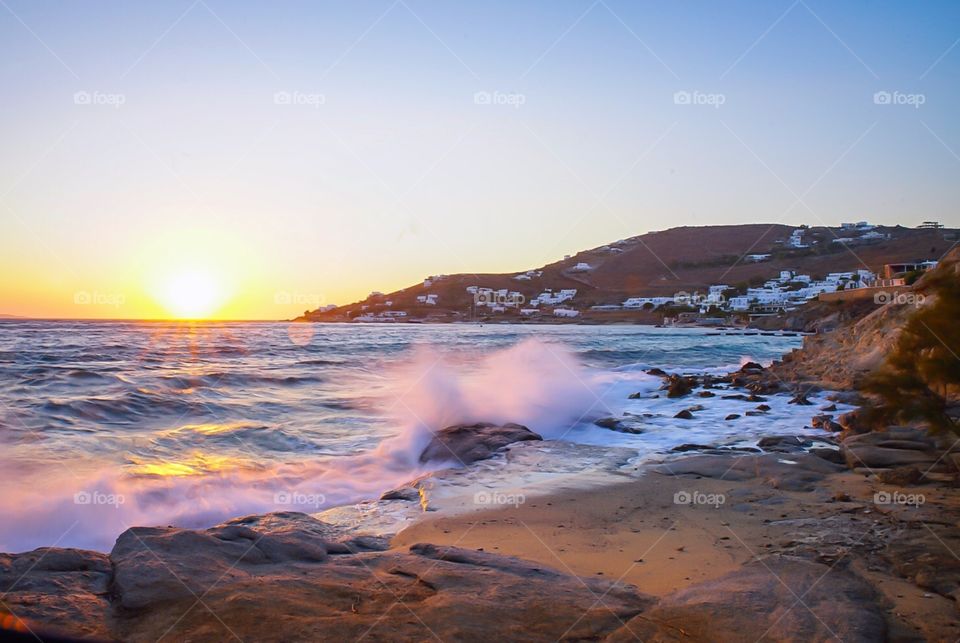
[301,221,952,327]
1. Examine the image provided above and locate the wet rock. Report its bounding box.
[722,394,748,401]
[756,404,771,412]
[697,390,716,398]
[838,409,871,435]
[672,443,714,452]
[740,361,765,372]
[664,374,696,398]
[674,409,694,420]
[746,394,767,402]
[653,453,843,491]
[593,417,644,434]
[608,558,885,642]
[758,435,810,449]
[744,410,764,417]
[627,391,643,399]
[419,423,541,465]
[821,403,838,412]
[725,414,741,421]
[380,486,421,501]
[685,404,706,412]
[788,393,814,405]
[646,367,667,377]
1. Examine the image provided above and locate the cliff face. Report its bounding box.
[772,247,960,390]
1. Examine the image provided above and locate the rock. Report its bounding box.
[672,443,714,452]
[745,410,764,417]
[0,547,113,640]
[607,558,885,642]
[722,394,748,401]
[820,403,838,412]
[811,414,833,429]
[841,428,940,469]
[725,414,741,421]
[885,530,960,603]
[646,367,667,377]
[746,394,767,402]
[653,453,843,491]
[664,374,696,398]
[419,423,541,465]
[593,417,644,434]
[697,390,716,398]
[627,391,643,399]
[380,486,421,501]
[740,361,765,372]
[106,513,656,641]
[685,404,706,412]
[838,409,870,435]
[876,466,924,486]
[788,393,814,405]
[758,435,809,449]
[674,409,694,420]
[811,447,845,464]
[756,404,771,412]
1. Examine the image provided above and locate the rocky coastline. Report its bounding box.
[4,253,960,641]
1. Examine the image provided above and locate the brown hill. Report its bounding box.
[298,224,957,322]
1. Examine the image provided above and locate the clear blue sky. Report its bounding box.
[1,0,958,318]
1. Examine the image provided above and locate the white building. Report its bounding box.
[570,262,592,272]
[554,308,580,318]
[746,254,771,262]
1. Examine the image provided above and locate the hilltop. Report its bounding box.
[297,223,957,325]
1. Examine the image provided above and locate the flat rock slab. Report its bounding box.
[106,514,652,642]
[419,422,542,465]
[653,453,843,491]
[607,557,886,642]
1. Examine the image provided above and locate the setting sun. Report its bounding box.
[159,268,225,319]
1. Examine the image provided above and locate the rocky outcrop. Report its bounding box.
[840,427,944,470]
[771,247,960,391]
[4,512,654,642]
[607,557,886,642]
[0,547,113,640]
[418,422,542,465]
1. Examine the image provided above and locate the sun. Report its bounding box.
[159,268,224,319]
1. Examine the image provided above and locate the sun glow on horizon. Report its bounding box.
[157,268,227,319]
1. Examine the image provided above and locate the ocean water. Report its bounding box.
[0,321,813,552]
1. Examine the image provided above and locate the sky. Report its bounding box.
[1,0,958,320]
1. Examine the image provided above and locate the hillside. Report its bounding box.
[297,223,957,323]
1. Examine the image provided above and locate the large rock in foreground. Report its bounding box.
[106,512,650,642]
[608,557,886,642]
[419,422,542,465]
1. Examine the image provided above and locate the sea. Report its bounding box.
[0,321,842,553]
